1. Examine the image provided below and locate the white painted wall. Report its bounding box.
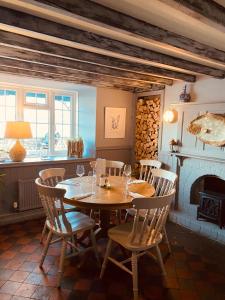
[161,76,225,152]
[96,87,135,162]
[96,87,135,148]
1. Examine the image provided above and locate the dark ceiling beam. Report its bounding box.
[0,65,161,93]
[0,57,156,89]
[0,45,173,85]
[172,0,225,27]
[38,0,225,64]
[0,7,223,78]
[0,30,196,82]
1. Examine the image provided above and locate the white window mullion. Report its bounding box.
[49,90,54,155]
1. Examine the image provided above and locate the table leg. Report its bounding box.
[98,209,111,238]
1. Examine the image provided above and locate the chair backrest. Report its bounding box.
[130,188,175,246]
[139,159,162,181]
[90,160,124,176]
[39,168,65,187]
[150,169,177,196]
[106,160,124,176]
[35,177,72,233]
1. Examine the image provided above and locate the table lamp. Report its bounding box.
[4,121,32,162]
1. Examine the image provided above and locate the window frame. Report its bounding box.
[0,84,77,157]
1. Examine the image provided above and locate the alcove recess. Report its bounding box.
[135,95,160,161]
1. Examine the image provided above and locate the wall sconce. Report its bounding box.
[163,109,177,123]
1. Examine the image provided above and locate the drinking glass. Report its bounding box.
[123,164,132,194]
[88,170,96,194]
[76,164,85,178]
[123,164,132,177]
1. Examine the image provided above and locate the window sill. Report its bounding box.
[0,156,94,168]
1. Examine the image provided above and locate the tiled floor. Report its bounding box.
[0,218,225,300]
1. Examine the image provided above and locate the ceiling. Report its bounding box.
[0,0,224,92]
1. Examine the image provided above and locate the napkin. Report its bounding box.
[129,191,145,198]
[128,179,146,185]
[73,192,93,200]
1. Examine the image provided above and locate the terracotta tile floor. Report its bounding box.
[0,218,225,300]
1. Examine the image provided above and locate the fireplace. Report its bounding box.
[191,175,225,228]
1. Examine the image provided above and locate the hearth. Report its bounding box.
[197,191,225,229]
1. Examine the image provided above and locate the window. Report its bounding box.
[0,86,77,157]
[0,89,17,149]
[54,94,74,152]
[23,91,49,156]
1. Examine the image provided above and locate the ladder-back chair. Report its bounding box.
[126,168,177,253]
[39,168,76,243]
[106,160,124,176]
[139,159,162,182]
[35,178,98,287]
[100,189,176,300]
[90,160,124,224]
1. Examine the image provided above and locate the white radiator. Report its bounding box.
[18,179,42,211]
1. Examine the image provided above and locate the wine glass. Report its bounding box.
[123,164,132,177]
[123,164,132,194]
[76,164,85,177]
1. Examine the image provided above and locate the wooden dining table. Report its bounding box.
[57,176,155,236]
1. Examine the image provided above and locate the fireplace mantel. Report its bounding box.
[169,152,225,166]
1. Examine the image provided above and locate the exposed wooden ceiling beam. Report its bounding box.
[0,65,162,93]
[37,0,225,64]
[0,57,158,90]
[0,30,196,82]
[0,45,173,85]
[0,7,223,78]
[171,0,225,27]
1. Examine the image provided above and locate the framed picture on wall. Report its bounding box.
[104,107,126,138]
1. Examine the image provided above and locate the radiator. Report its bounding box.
[18,179,42,211]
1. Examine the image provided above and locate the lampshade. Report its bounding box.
[163,109,177,123]
[4,121,32,139]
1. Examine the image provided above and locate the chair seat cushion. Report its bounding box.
[47,211,95,235]
[108,222,162,251]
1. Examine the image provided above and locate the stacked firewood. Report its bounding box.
[135,96,160,161]
[67,138,84,158]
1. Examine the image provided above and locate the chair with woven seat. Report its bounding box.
[39,168,76,243]
[100,189,176,300]
[35,178,99,287]
[139,159,162,182]
[125,168,177,253]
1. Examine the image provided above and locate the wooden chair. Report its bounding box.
[125,169,177,253]
[139,159,162,182]
[106,160,124,176]
[35,178,99,287]
[39,168,76,243]
[100,189,176,300]
[90,160,124,224]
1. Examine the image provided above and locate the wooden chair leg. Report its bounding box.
[116,209,121,224]
[90,229,99,265]
[131,252,138,300]
[155,245,167,276]
[163,226,172,254]
[100,239,112,279]
[39,230,53,267]
[40,220,48,244]
[124,211,129,223]
[57,239,67,287]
